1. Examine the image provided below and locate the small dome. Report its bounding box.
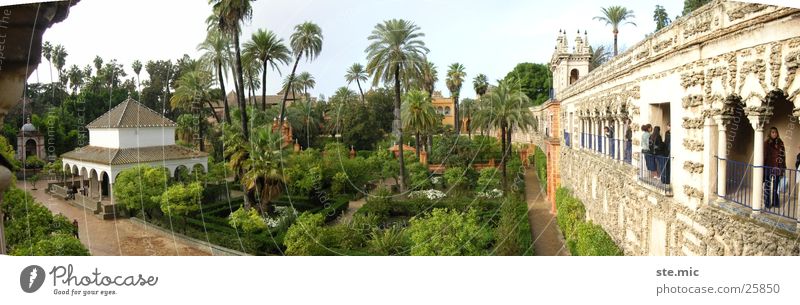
[21,122,37,132]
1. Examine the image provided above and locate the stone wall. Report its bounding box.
[560,147,800,256]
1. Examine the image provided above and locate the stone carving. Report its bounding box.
[727,3,767,21]
[682,95,704,109]
[770,43,782,87]
[684,13,713,39]
[683,161,704,174]
[785,50,799,92]
[738,59,767,93]
[683,139,704,152]
[682,117,705,130]
[681,71,704,88]
[683,185,704,200]
[652,37,675,53]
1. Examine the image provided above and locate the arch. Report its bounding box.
[437,106,443,114]
[24,138,37,158]
[569,69,579,85]
[79,167,88,179]
[71,165,79,175]
[174,165,190,182]
[444,106,451,115]
[89,168,98,180]
[101,172,110,197]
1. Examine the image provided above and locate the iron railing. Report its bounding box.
[719,157,753,209]
[623,140,632,164]
[639,153,672,193]
[716,157,798,220]
[564,131,571,147]
[581,132,586,148]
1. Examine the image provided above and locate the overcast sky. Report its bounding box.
[31,0,689,99]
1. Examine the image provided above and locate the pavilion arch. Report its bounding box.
[174,165,190,182]
[190,163,207,176]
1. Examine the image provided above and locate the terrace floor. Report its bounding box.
[16,180,210,256]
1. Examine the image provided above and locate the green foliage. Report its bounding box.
[476,168,501,192]
[534,146,547,187]
[407,208,490,256]
[23,155,45,169]
[114,165,168,219]
[682,0,710,15]
[11,233,90,256]
[443,166,476,190]
[555,188,622,256]
[493,196,533,256]
[0,136,19,170]
[2,187,89,255]
[368,226,409,255]
[653,5,672,31]
[503,63,552,106]
[407,161,432,190]
[158,182,203,219]
[228,206,268,233]
[430,135,501,167]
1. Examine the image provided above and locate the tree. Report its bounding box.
[241,127,287,212]
[295,71,316,100]
[503,63,552,105]
[401,89,436,159]
[283,212,327,255]
[199,29,232,123]
[158,182,203,233]
[66,64,83,94]
[243,28,291,110]
[407,208,490,256]
[286,97,322,148]
[593,6,637,56]
[114,165,168,220]
[345,63,368,103]
[280,21,324,128]
[473,73,488,97]
[132,60,143,91]
[589,45,611,71]
[93,55,103,73]
[653,5,671,31]
[241,52,262,103]
[419,60,438,98]
[210,0,254,141]
[682,0,710,15]
[228,206,268,233]
[473,81,534,186]
[170,67,218,151]
[459,98,476,138]
[365,19,429,193]
[446,63,466,134]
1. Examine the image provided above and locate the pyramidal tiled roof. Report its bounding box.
[86,97,176,128]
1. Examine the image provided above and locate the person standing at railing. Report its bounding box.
[605,126,614,157]
[642,124,656,178]
[624,120,632,162]
[764,127,786,209]
[661,124,671,185]
[652,126,666,180]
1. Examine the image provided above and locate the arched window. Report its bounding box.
[437,106,443,114]
[444,106,451,115]
[570,69,579,85]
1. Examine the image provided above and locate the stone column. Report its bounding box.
[615,118,622,160]
[703,116,717,205]
[715,116,730,197]
[750,114,769,214]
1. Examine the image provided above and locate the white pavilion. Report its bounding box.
[61,96,208,208]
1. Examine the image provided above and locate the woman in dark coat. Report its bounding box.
[660,124,671,185]
[651,126,665,179]
[764,127,786,208]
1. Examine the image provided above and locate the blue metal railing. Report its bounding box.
[581,132,586,148]
[639,153,672,193]
[596,134,603,153]
[564,131,571,147]
[623,140,632,164]
[607,137,615,158]
[717,157,798,220]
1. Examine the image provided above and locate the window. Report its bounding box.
[570,69,579,85]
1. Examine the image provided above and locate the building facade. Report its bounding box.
[524,0,800,255]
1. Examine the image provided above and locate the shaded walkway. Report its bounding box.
[524,168,570,256]
[17,181,210,256]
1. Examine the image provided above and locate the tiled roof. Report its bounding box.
[86,97,176,128]
[61,145,207,165]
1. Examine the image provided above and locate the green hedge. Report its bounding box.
[493,196,533,256]
[555,188,622,256]
[534,146,547,188]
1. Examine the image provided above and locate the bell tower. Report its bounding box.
[550,30,591,100]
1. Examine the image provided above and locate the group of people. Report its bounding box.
[641,123,671,185]
[66,184,88,200]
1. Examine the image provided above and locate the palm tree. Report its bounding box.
[241,127,287,212]
[593,6,637,56]
[198,29,232,123]
[279,21,323,128]
[132,60,142,91]
[43,42,54,88]
[241,53,262,105]
[589,45,611,71]
[345,63,368,103]
[419,60,438,98]
[295,71,315,100]
[93,56,103,74]
[402,89,437,159]
[365,19,429,192]
[473,81,534,187]
[170,68,219,151]
[446,63,466,134]
[473,74,488,97]
[67,65,83,94]
[243,29,291,110]
[209,0,254,140]
[287,98,322,148]
[459,98,476,138]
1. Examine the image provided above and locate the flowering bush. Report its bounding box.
[408,189,446,200]
[477,188,503,199]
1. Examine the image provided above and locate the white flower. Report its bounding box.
[477,188,503,199]
[409,189,446,200]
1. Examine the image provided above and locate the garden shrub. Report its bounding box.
[284,212,328,256]
[407,208,491,256]
[443,166,477,190]
[11,233,90,256]
[555,187,622,256]
[367,226,409,255]
[534,146,547,187]
[476,168,501,192]
[493,196,533,256]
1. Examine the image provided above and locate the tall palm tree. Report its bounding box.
[67,65,83,95]
[93,56,103,74]
[295,71,315,100]
[589,45,611,71]
[473,73,488,97]
[365,19,429,192]
[209,0,253,140]
[287,98,322,148]
[459,98,476,139]
[198,29,232,123]
[43,42,54,88]
[241,53,262,105]
[170,68,219,151]
[594,6,637,56]
[446,63,466,134]
[345,63,368,103]
[473,81,534,187]
[243,29,291,110]
[419,60,438,99]
[241,127,287,212]
[132,60,142,91]
[402,89,437,159]
[280,21,323,127]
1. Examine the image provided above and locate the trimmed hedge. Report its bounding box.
[493,196,534,256]
[555,187,622,256]
[534,146,547,188]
